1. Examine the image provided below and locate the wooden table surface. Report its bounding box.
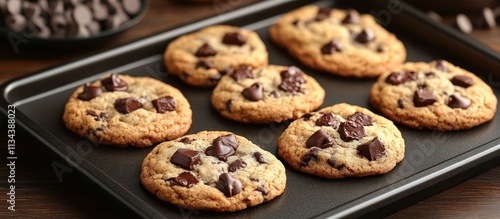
[1,0,499,218]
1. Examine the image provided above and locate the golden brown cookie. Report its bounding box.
[269,5,406,78]
[370,60,497,130]
[63,74,192,147]
[164,25,268,87]
[140,131,286,212]
[211,65,325,123]
[278,103,405,179]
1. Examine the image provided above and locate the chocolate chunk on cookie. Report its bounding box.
[164,25,268,87]
[211,65,325,123]
[269,5,406,78]
[63,74,192,147]
[370,60,497,130]
[278,103,405,179]
[140,131,286,212]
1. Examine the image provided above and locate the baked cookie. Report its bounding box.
[370,60,497,130]
[140,131,286,212]
[211,65,325,123]
[278,103,405,179]
[269,5,406,78]
[63,74,192,147]
[164,25,268,87]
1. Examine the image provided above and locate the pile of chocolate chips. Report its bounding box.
[426,5,500,34]
[0,0,143,38]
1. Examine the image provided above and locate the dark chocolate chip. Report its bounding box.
[292,19,299,26]
[225,99,232,113]
[435,60,448,72]
[122,0,141,16]
[195,43,217,57]
[114,97,143,114]
[306,129,333,149]
[152,96,176,113]
[101,73,128,91]
[342,9,360,24]
[228,159,247,172]
[206,134,238,161]
[302,112,315,120]
[242,83,263,101]
[339,121,365,142]
[253,152,267,164]
[195,60,213,69]
[300,147,320,166]
[171,148,201,170]
[315,113,340,129]
[451,75,473,88]
[78,83,102,101]
[168,172,199,188]
[327,156,345,170]
[250,177,259,182]
[355,28,375,44]
[179,137,192,144]
[50,15,67,36]
[347,112,373,126]
[448,94,471,109]
[376,45,384,53]
[321,40,343,54]
[357,137,386,161]
[222,31,247,46]
[256,185,269,196]
[279,66,306,93]
[231,65,253,81]
[425,72,436,78]
[4,14,27,33]
[413,88,436,107]
[385,71,417,85]
[216,173,242,197]
[454,14,473,33]
[315,7,331,21]
[397,99,405,109]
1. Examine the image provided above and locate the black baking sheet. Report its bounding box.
[1,0,500,218]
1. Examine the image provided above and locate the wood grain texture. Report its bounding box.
[0,0,499,217]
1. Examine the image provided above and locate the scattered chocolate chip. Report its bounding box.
[222,31,247,46]
[279,66,306,93]
[339,121,365,142]
[195,43,217,57]
[256,185,269,196]
[306,129,333,149]
[242,83,263,101]
[435,60,448,72]
[206,134,238,161]
[454,13,473,33]
[385,71,417,85]
[231,65,253,81]
[413,88,436,107]
[321,40,343,54]
[302,112,315,120]
[315,7,331,21]
[114,97,143,114]
[448,94,471,109]
[168,172,199,188]
[101,73,128,91]
[152,96,176,113]
[315,113,340,129]
[77,83,102,101]
[171,149,201,170]
[253,152,268,164]
[397,99,405,109]
[342,9,360,24]
[300,147,320,166]
[86,110,107,121]
[326,156,345,170]
[225,99,232,113]
[195,60,213,69]
[357,137,386,161]
[180,137,192,144]
[355,28,375,44]
[451,75,473,87]
[228,159,247,172]
[216,173,242,197]
[347,112,373,126]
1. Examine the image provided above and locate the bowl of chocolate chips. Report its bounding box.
[0,0,147,45]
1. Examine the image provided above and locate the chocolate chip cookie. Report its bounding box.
[164,25,268,87]
[63,74,192,147]
[269,5,406,78]
[211,65,325,123]
[370,60,497,130]
[140,131,286,212]
[278,103,405,179]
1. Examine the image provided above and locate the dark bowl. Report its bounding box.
[409,0,497,15]
[0,0,148,47]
